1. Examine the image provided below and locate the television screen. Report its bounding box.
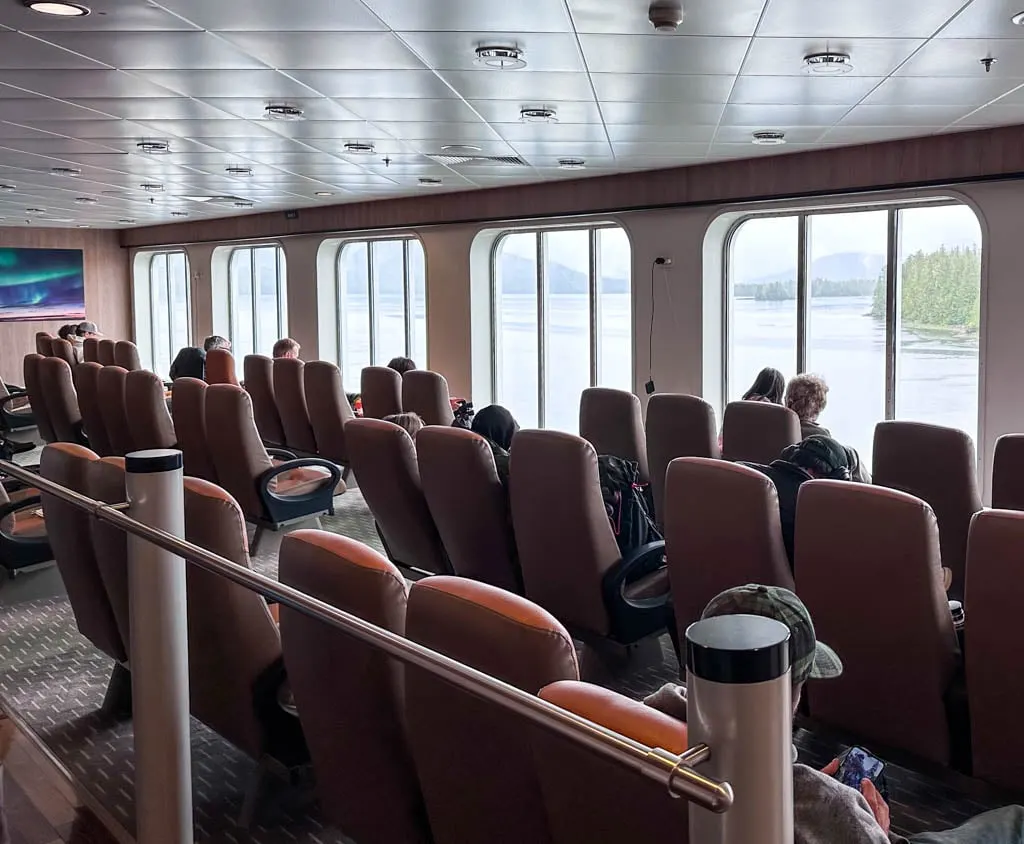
[0,247,85,322]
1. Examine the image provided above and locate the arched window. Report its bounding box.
[227,245,287,361]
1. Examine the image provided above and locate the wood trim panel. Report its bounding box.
[122,124,1024,249]
[0,228,130,386]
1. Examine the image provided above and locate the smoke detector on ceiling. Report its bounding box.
[648,1,684,32]
[474,45,527,69]
[752,130,787,146]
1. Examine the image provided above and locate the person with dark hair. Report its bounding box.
[471,404,519,486]
[743,435,854,568]
[57,324,76,342]
[203,335,231,353]
[387,357,417,375]
[169,346,206,381]
[743,366,786,404]
[384,412,424,439]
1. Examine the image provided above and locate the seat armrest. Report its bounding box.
[266,447,298,461]
[257,458,342,524]
[601,540,671,644]
[0,496,49,548]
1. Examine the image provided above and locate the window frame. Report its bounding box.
[489,223,630,428]
[147,249,191,377]
[723,198,980,424]
[226,244,287,358]
[334,236,426,368]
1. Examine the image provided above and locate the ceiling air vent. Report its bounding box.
[429,154,526,166]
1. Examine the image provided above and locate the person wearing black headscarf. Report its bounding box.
[471,404,519,486]
[169,346,206,381]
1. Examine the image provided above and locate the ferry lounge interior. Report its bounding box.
[4,0,1024,842]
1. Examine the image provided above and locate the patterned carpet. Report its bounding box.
[0,483,1018,842]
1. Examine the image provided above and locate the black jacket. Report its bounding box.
[741,460,815,570]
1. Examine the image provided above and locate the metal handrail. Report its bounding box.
[0,457,734,813]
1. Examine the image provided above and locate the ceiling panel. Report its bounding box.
[721,103,850,126]
[896,38,1024,77]
[2,0,194,30]
[0,32,106,69]
[599,101,726,125]
[611,141,712,158]
[288,69,457,99]
[819,125,945,144]
[1,98,118,120]
[729,75,884,105]
[936,1,1024,39]
[591,74,737,104]
[838,104,974,127]
[468,99,602,124]
[334,97,481,123]
[40,31,270,70]
[440,70,595,102]
[65,97,233,121]
[741,37,924,77]
[494,122,609,143]
[758,0,969,38]
[155,0,388,32]
[372,121,501,142]
[714,125,826,144]
[608,123,718,143]
[222,32,425,71]
[566,0,767,36]
[860,75,1024,107]
[360,0,573,33]
[134,70,317,99]
[397,32,585,73]
[0,69,180,99]
[953,103,1024,126]
[578,35,750,76]
[201,98,358,122]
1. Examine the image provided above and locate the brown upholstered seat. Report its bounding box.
[39,357,85,445]
[73,362,113,456]
[510,429,670,644]
[402,369,454,427]
[872,420,982,601]
[113,340,142,372]
[205,348,240,386]
[125,370,176,451]
[171,378,217,482]
[796,480,957,764]
[345,418,449,574]
[535,680,689,844]
[183,478,304,767]
[721,400,801,464]
[96,366,134,457]
[304,361,355,470]
[35,332,54,357]
[645,393,720,524]
[23,354,57,444]
[992,434,1024,511]
[360,366,402,419]
[665,457,794,637]
[279,531,431,844]
[50,338,77,368]
[82,336,99,363]
[84,456,131,655]
[417,426,521,592]
[965,509,1024,790]
[243,355,286,447]
[273,357,319,455]
[404,577,579,844]
[579,387,650,482]
[97,339,117,367]
[39,444,126,664]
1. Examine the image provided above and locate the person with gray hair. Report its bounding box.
[203,335,231,353]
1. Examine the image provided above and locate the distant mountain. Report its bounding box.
[498,252,629,295]
[742,252,885,286]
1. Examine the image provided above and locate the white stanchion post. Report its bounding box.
[125,449,192,844]
[686,615,794,844]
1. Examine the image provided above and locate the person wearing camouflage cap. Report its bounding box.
[647,585,1024,844]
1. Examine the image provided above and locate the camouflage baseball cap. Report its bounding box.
[701,584,843,685]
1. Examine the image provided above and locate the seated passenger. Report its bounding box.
[387,356,417,375]
[273,337,301,359]
[471,404,519,486]
[75,321,103,341]
[786,373,831,440]
[384,412,424,440]
[203,335,231,353]
[646,584,1024,844]
[743,435,853,568]
[169,346,206,381]
[743,366,786,404]
[59,323,83,363]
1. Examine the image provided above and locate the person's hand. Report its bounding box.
[860,778,890,835]
[821,758,840,776]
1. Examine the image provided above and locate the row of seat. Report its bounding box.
[34,331,142,372]
[39,440,689,844]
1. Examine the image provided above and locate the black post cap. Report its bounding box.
[125,449,183,474]
[686,614,791,685]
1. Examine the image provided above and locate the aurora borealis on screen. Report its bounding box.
[0,247,85,322]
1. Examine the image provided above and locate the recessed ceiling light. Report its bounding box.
[225,165,253,176]
[752,130,787,146]
[140,182,164,192]
[803,51,854,75]
[557,158,586,170]
[136,140,170,155]
[344,141,375,154]
[170,211,189,217]
[520,106,558,123]
[314,191,334,197]
[474,45,527,70]
[117,219,136,225]
[418,177,443,187]
[441,144,482,154]
[77,224,90,228]
[233,200,254,208]
[51,167,80,177]
[0,184,15,192]
[1013,11,1024,24]
[25,208,45,216]
[74,196,97,204]
[264,103,304,121]
[23,1,90,16]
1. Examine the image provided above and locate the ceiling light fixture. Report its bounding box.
[233,200,254,208]
[74,196,97,204]
[51,167,80,177]
[117,218,136,225]
[474,45,527,70]
[344,141,375,154]
[1013,11,1024,24]
[418,177,443,187]
[440,144,482,154]
[170,211,189,217]
[140,182,164,192]
[0,184,15,192]
[23,1,90,16]
[136,140,170,154]
[520,106,558,123]
[557,158,586,170]
[25,208,45,216]
[77,224,90,228]
[752,130,787,146]
[803,51,854,75]
[314,191,334,197]
[225,165,253,176]
[264,103,304,121]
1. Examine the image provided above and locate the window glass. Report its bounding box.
[806,210,888,460]
[228,245,286,366]
[146,251,189,379]
[150,254,171,378]
[544,229,591,433]
[410,240,427,367]
[371,240,407,366]
[229,248,255,363]
[168,252,189,359]
[338,242,371,389]
[895,205,981,440]
[254,245,282,358]
[597,227,632,392]
[729,216,799,399]
[494,232,540,428]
